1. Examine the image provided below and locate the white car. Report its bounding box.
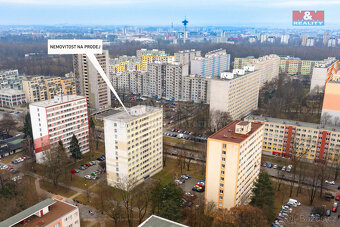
[1,165,8,170]
[84,175,91,180]
[174,179,183,185]
[325,180,335,185]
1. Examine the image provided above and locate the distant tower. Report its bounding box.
[182,17,188,43]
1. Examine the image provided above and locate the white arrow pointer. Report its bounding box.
[48,39,129,115]
[86,53,129,114]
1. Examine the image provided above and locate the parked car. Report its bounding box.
[84,175,91,180]
[326,209,331,216]
[84,163,91,167]
[267,163,273,168]
[71,169,80,174]
[181,175,189,180]
[174,179,183,185]
[282,166,286,171]
[273,164,278,169]
[91,175,97,180]
[335,195,340,201]
[262,162,267,167]
[325,180,335,185]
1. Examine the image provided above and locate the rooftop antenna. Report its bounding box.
[182,17,188,44]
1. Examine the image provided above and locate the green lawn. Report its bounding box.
[164,136,206,150]
[152,157,205,185]
[40,180,77,198]
[0,153,22,164]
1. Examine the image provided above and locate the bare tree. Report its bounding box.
[320,112,333,126]
[135,185,152,224]
[115,178,136,227]
[0,113,16,135]
[209,110,232,133]
[43,140,70,186]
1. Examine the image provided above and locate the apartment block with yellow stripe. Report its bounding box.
[22,75,76,103]
[104,105,163,190]
[322,72,340,125]
[205,121,264,209]
[245,115,340,164]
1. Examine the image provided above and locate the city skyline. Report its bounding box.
[1,0,340,28]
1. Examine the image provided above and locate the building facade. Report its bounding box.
[279,56,321,75]
[0,88,26,107]
[191,49,231,78]
[246,115,340,164]
[174,49,201,75]
[29,95,90,164]
[322,72,340,125]
[22,75,76,103]
[0,69,22,90]
[234,55,280,87]
[182,75,210,103]
[104,105,163,190]
[208,68,261,120]
[205,121,264,209]
[310,58,337,92]
[112,62,188,101]
[73,50,111,110]
[0,199,80,227]
[137,49,175,71]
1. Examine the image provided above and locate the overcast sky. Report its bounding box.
[0,0,339,27]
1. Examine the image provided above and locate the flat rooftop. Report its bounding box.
[139,215,188,227]
[0,88,25,95]
[209,120,263,143]
[29,95,85,108]
[104,105,162,123]
[1,199,77,227]
[245,115,340,132]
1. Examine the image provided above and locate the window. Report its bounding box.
[223,144,226,149]
[219,190,224,194]
[222,151,226,155]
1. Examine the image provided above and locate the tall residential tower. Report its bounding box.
[73,50,111,111]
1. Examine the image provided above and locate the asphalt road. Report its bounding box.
[261,166,339,191]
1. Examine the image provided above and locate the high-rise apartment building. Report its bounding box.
[234,54,280,87]
[191,49,230,78]
[29,95,90,164]
[208,68,261,120]
[205,121,264,209]
[174,49,201,74]
[322,72,340,125]
[136,49,175,71]
[0,69,22,90]
[281,34,290,44]
[22,75,76,103]
[310,58,337,92]
[0,199,80,227]
[182,75,210,103]
[147,62,188,100]
[245,115,340,164]
[104,105,163,190]
[73,50,111,111]
[279,56,321,76]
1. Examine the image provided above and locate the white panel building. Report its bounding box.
[29,95,90,164]
[104,105,163,190]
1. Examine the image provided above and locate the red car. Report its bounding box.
[84,163,91,167]
[71,169,79,174]
[335,195,340,201]
[332,206,337,212]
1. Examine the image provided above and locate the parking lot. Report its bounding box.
[178,177,205,202]
[73,160,105,181]
[283,204,340,227]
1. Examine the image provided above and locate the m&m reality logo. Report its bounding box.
[292,10,324,26]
